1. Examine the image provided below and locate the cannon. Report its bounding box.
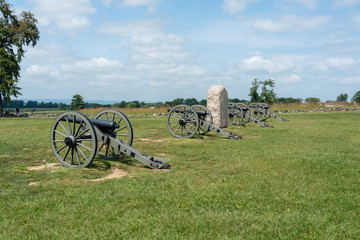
[50,109,170,169]
[167,104,241,139]
[228,102,273,128]
[249,102,288,122]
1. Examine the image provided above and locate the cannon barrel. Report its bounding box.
[228,105,248,111]
[62,116,119,131]
[167,108,207,117]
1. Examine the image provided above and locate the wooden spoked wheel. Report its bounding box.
[236,103,251,124]
[259,103,271,120]
[50,111,97,168]
[94,109,133,158]
[192,105,212,135]
[249,103,266,121]
[228,102,243,126]
[167,105,199,139]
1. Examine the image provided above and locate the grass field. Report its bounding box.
[0,111,359,239]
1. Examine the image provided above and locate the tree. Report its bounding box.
[305,97,320,104]
[249,79,277,103]
[184,98,198,106]
[352,91,360,102]
[25,100,38,108]
[0,0,40,116]
[249,79,261,102]
[336,93,348,102]
[260,79,277,104]
[126,102,137,108]
[69,94,85,110]
[278,97,302,104]
[199,99,207,106]
[172,98,184,106]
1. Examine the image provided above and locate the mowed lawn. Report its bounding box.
[0,111,359,239]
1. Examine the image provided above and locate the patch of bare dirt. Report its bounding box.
[27,182,38,186]
[138,138,166,142]
[155,153,167,156]
[26,162,59,170]
[87,168,128,182]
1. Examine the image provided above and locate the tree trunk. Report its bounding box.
[0,91,3,117]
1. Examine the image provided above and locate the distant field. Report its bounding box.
[5,102,358,116]
[0,112,359,239]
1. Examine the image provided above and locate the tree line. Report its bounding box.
[4,84,360,111]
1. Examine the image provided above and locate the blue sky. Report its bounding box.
[12,0,360,103]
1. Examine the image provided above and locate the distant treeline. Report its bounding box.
[4,100,69,109]
[5,97,307,110]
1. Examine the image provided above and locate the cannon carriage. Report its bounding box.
[167,104,241,139]
[50,109,170,169]
[228,102,288,127]
[228,102,272,128]
[249,102,288,122]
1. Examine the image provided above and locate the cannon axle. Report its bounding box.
[64,136,76,147]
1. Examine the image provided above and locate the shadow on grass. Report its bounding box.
[89,155,137,171]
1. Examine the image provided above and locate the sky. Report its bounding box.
[11,0,360,103]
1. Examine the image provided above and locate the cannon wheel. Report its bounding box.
[167,105,199,139]
[249,103,266,121]
[50,111,98,168]
[236,103,251,125]
[94,109,133,158]
[192,105,212,135]
[228,102,243,126]
[260,103,271,120]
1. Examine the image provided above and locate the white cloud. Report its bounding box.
[129,35,190,63]
[135,63,204,76]
[324,58,356,68]
[279,74,302,84]
[117,0,161,12]
[97,20,163,37]
[315,58,357,71]
[98,21,192,64]
[25,65,50,76]
[222,0,255,15]
[333,0,360,8]
[61,57,122,73]
[253,19,289,32]
[240,56,295,73]
[97,20,202,83]
[149,80,168,87]
[293,0,317,10]
[24,44,75,63]
[341,76,360,84]
[119,0,161,7]
[253,14,330,33]
[352,14,360,26]
[29,0,96,30]
[100,0,113,7]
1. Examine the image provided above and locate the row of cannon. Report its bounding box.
[228,102,288,128]
[50,103,287,169]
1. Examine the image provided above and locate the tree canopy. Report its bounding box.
[336,93,348,102]
[0,0,40,116]
[305,97,320,104]
[249,79,277,104]
[352,91,360,102]
[69,94,85,110]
